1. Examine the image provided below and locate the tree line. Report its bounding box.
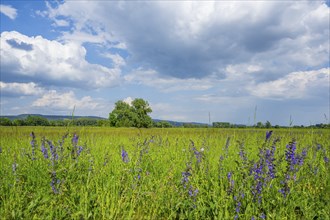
[1,98,329,128]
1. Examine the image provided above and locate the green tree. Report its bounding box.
[255,121,264,128]
[131,98,153,128]
[109,98,153,128]
[154,121,173,128]
[0,118,12,126]
[213,122,231,128]
[265,121,272,128]
[25,115,50,126]
[109,100,136,127]
[12,119,26,126]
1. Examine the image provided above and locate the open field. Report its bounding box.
[0,127,329,219]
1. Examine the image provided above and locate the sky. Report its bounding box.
[0,1,329,126]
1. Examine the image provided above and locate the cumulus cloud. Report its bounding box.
[46,1,329,80]
[0,4,17,20]
[0,31,121,89]
[125,68,215,92]
[32,90,102,110]
[247,68,329,100]
[0,81,44,97]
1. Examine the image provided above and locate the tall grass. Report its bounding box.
[0,127,329,219]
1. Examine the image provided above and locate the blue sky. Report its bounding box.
[0,1,329,126]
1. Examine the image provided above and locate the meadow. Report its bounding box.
[0,126,329,219]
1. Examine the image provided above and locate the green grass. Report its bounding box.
[0,127,329,219]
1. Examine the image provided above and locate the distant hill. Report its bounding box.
[0,114,106,121]
[0,114,209,127]
[153,119,209,127]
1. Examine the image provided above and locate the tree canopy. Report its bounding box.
[109,98,153,128]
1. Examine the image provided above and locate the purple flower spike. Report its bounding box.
[77,146,84,156]
[266,130,273,141]
[181,171,191,189]
[260,213,266,219]
[30,132,36,160]
[72,133,79,146]
[121,148,129,163]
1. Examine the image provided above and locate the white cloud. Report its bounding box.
[1,31,121,88]
[248,68,329,99]
[46,1,329,80]
[0,4,17,20]
[125,68,215,92]
[103,53,126,67]
[32,90,101,110]
[0,81,44,96]
[150,102,189,121]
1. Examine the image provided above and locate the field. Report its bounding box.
[0,126,329,219]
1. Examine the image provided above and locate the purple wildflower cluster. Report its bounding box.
[251,162,264,203]
[279,141,307,198]
[227,171,234,195]
[251,139,277,203]
[316,144,329,165]
[30,132,36,160]
[121,148,129,163]
[27,132,88,194]
[233,194,244,220]
[265,130,273,141]
[71,134,84,159]
[181,164,192,189]
[191,147,203,164]
[181,159,198,203]
[40,139,49,159]
[50,171,61,194]
[265,145,276,181]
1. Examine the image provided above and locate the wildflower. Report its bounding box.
[0,147,2,153]
[121,148,129,163]
[297,148,307,166]
[265,146,276,180]
[72,133,78,146]
[266,130,273,141]
[47,141,58,164]
[251,162,264,203]
[41,139,49,159]
[50,171,60,194]
[260,213,266,219]
[59,133,68,147]
[192,147,202,164]
[324,156,329,164]
[285,142,297,172]
[280,141,301,198]
[30,132,36,160]
[181,171,191,189]
[238,142,247,162]
[77,146,83,156]
[188,186,198,198]
[227,172,234,194]
[235,201,241,214]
